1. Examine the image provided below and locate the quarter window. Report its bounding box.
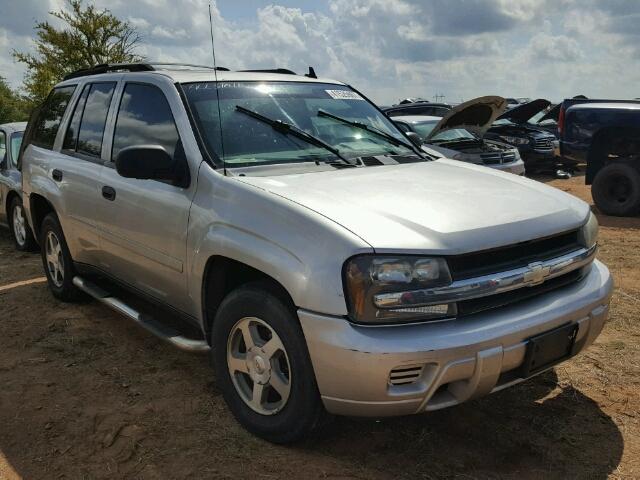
[112,83,180,162]
[31,85,76,149]
[76,82,116,157]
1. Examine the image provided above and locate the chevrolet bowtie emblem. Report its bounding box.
[523,262,551,286]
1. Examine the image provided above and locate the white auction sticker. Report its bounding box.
[325,90,364,100]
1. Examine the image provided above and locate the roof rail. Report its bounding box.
[148,63,230,71]
[63,63,155,80]
[239,68,297,75]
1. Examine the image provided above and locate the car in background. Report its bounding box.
[558,98,640,216]
[486,99,567,174]
[383,101,452,118]
[0,121,36,251]
[391,97,524,175]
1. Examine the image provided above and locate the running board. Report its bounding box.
[72,276,210,353]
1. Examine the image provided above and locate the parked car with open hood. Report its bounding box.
[391,96,524,175]
[20,63,612,443]
[383,101,452,118]
[486,99,563,173]
[0,121,37,251]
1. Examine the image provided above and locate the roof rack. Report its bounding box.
[63,63,315,81]
[147,63,230,71]
[63,63,155,80]
[239,68,298,75]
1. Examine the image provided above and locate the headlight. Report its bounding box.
[579,212,598,249]
[343,256,456,324]
[500,135,530,145]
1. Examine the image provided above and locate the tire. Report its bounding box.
[591,162,640,216]
[9,196,37,251]
[39,213,83,302]
[211,283,326,443]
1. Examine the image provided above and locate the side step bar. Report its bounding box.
[72,276,210,353]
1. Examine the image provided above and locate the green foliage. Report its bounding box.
[0,77,31,123]
[12,0,143,103]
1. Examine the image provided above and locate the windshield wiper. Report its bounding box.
[317,109,420,154]
[235,106,356,165]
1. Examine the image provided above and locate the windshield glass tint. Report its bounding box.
[183,81,412,167]
[10,132,23,166]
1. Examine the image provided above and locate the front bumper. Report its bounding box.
[299,260,612,417]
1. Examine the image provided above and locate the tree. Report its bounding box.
[0,77,31,123]
[13,0,143,103]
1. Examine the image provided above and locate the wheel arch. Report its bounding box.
[201,255,297,344]
[28,193,56,243]
[586,126,640,185]
[4,189,21,221]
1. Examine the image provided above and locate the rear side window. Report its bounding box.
[31,85,76,149]
[63,82,116,157]
[112,83,180,162]
[77,83,116,157]
[63,84,90,151]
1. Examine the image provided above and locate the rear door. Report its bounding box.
[54,81,117,264]
[95,79,196,312]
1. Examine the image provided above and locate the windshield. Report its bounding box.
[10,132,23,167]
[410,121,476,142]
[182,81,414,167]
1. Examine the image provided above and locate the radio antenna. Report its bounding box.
[208,1,226,173]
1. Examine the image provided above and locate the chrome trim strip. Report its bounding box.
[374,245,597,309]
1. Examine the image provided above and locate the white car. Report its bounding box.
[392,96,526,175]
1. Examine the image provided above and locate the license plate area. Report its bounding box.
[520,323,578,378]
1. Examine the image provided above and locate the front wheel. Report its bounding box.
[9,196,36,251]
[211,284,326,443]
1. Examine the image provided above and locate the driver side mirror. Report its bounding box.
[405,132,423,147]
[115,145,177,182]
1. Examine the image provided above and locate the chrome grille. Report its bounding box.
[533,137,554,150]
[480,151,518,165]
[502,152,517,163]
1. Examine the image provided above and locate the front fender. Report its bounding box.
[186,165,372,324]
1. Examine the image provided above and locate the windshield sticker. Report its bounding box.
[325,90,364,101]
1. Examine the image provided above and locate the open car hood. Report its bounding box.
[497,98,551,124]
[538,103,561,123]
[425,96,507,140]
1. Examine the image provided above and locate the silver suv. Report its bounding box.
[21,64,613,443]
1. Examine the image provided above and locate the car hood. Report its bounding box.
[234,160,588,254]
[538,103,561,123]
[425,96,507,140]
[498,99,551,124]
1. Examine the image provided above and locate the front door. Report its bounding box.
[96,81,195,313]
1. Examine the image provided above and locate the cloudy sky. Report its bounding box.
[1,0,639,104]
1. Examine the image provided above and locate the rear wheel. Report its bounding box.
[591,162,640,216]
[39,213,83,302]
[212,284,326,443]
[9,196,36,251]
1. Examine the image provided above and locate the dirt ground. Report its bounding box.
[0,172,639,479]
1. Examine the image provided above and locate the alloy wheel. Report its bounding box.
[12,204,26,246]
[45,231,65,287]
[227,316,291,415]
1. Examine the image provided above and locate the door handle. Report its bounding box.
[52,169,63,181]
[102,186,116,201]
